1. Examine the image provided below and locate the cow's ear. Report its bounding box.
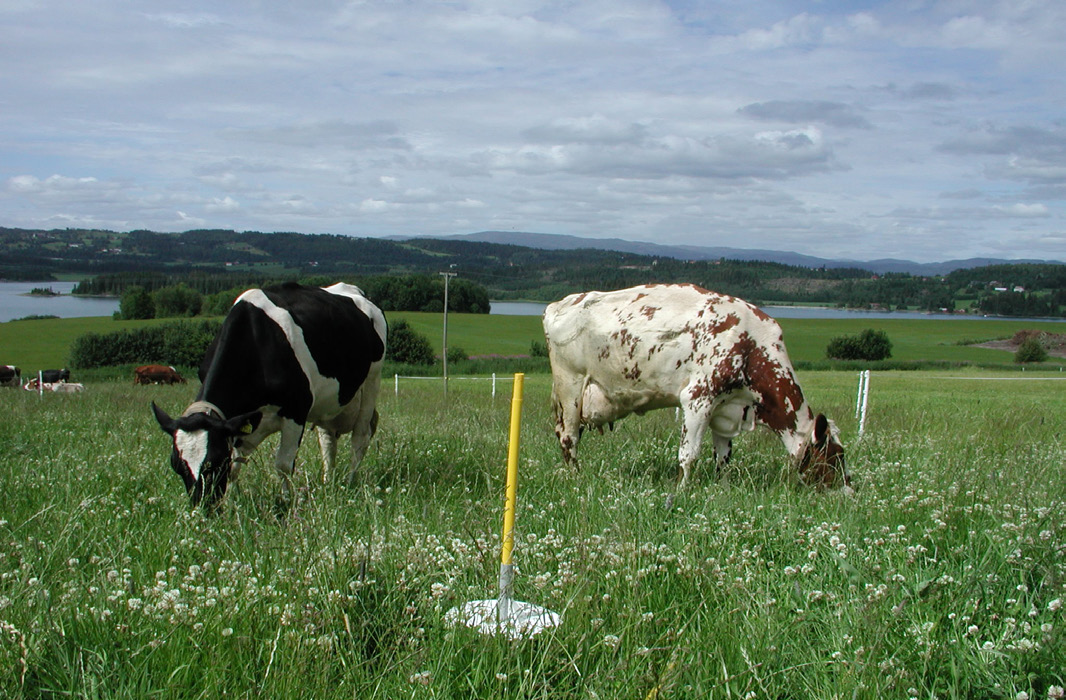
[152,402,177,435]
[814,414,829,445]
[225,411,262,438]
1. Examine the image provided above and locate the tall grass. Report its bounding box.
[0,370,1064,698]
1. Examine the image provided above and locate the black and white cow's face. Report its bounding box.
[151,403,261,510]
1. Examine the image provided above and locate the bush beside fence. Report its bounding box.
[70,320,222,369]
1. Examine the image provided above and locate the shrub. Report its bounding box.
[152,284,202,317]
[119,286,154,320]
[530,339,549,358]
[385,319,435,366]
[70,320,221,369]
[1014,337,1048,363]
[445,345,467,364]
[201,287,248,316]
[826,328,893,361]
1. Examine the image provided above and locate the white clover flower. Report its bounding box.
[495,673,507,681]
[1049,686,1065,700]
[408,671,432,685]
[221,628,233,637]
[603,634,621,650]
[1049,599,1062,612]
[1016,692,1029,700]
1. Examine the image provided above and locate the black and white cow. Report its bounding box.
[40,368,71,384]
[543,284,849,491]
[0,365,20,388]
[151,282,387,509]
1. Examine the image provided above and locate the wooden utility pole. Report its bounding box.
[440,271,457,396]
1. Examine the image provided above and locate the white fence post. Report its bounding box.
[857,370,871,438]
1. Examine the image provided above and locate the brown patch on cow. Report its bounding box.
[687,377,713,401]
[707,312,741,337]
[639,305,660,320]
[570,293,590,306]
[751,306,774,322]
[598,346,611,361]
[610,328,638,359]
[737,334,804,434]
[623,364,642,381]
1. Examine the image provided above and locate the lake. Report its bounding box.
[0,283,1059,323]
[0,281,119,322]
[488,299,1061,323]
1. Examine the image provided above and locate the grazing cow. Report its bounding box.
[543,284,849,490]
[39,368,71,384]
[134,365,186,385]
[23,378,84,393]
[151,282,387,510]
[50,382,85,393]
[0,365,19,388]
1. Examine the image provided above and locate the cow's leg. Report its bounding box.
[552,390,583,469]
[316,426,338,484]
[711,434,733,476]
[345,409,379,487]
[677,405,712,489]
[274,420,306,505]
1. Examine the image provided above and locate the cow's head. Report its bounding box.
[797,414,850,491]
[151,402,261,510]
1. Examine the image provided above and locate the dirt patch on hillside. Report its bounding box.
[972,330,1066,359]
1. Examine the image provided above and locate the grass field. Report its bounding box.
[1,370,1064,698]
[2,312,1066,375]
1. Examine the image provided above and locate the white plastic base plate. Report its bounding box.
[446,599,562,639]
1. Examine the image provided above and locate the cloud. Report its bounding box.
[479,124,836,181]
[2,1,1065,261]
[206,196,240,214]
[523,115,648,145]
[991,202,1049,218]
[738,100,872,129]
[940,125,1066,185]
[223,120,412,151]
[8,174,105,194]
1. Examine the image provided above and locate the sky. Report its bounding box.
[2,1,1065,264]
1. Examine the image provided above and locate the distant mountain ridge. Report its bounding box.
[402,231,1062,276]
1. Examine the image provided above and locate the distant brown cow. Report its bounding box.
[134,365,186,385]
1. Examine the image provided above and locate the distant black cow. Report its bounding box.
[0,365,20,388]
[134,365,185,385]
[151,282,387,510]
[40,369,70,384]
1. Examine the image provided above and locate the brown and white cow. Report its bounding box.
[134,365,186,385]
[542,284,850,490]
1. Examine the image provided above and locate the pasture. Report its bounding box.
[3,312,1066,373]
[1,370,1064,698]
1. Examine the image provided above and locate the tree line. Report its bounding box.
[3,227,1065,318]
[110,273,491,320]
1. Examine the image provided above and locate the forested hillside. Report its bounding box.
[2,227,1064,317]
